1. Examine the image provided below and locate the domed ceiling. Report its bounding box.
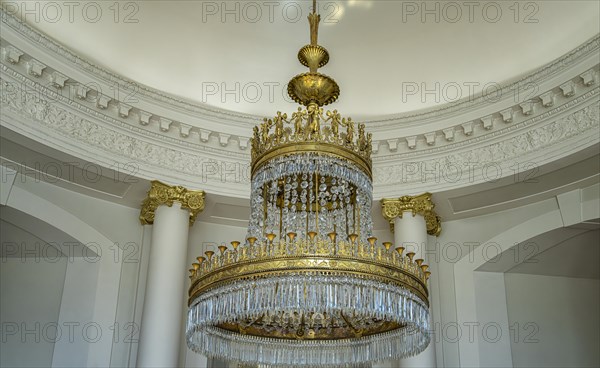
[5,0,600,119]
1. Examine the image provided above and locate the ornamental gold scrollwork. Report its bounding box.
[381,193,442,236]
[249,3,372,179]
[250,106,372,177]
[139,180,205,226]
[188,238,430,307]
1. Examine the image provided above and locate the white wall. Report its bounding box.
[2,167,598,368]
[505,274,600,368]
[0,255,68,367]
[1,171,145,368]
[473,272,513,368]
[433,199,560,367]
[435,184,600,368]
[0,211,69,367]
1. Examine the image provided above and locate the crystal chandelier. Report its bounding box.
[187,2,431,366]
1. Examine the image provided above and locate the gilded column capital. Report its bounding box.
[140,180,205,226]
[381,193,442,236]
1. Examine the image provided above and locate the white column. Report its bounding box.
[136,181,205,368]
[137,204,189,367]
[394,213,437,368]
[394,214,427,261]
[382,194,441,368]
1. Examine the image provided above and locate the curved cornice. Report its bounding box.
[367,36,599,126]
[0,9,598,199]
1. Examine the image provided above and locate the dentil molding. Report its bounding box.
[1,10,598,149]
[0,9,598,198]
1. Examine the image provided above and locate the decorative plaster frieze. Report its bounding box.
[376,87,598,164]
[0,8,598,199]
[0,8,598,157]
[0,48,250,151]
[372,91,599,196]
[0,10,257,126]
[0,67,251,197]
[3,62,595,200]
[3,8,597,130]
[371,67,597,153]
[365,37,600,127]
[1,56,598,200]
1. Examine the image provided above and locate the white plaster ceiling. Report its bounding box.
[6,0,599,119]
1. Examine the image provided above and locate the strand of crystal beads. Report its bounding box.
[291,175,300,236]
[282,177,289,237]
[189,277,429,329]
[252,153,372,199]
[347,202,355,236]
[268,179,278,234]
[248,154,373,242]
[187,275,430,367]
[247,186,262,237]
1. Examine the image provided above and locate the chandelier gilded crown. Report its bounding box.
[187,2,431,366]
